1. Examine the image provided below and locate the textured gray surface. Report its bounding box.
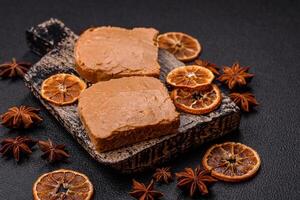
[24,19,240,172]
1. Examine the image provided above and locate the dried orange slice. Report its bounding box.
[41,73,86,105]
[33,169,94,200]
[202,142,261,182]
[157,32,201,61]
[171,84,222,115]
[167,65,214,89]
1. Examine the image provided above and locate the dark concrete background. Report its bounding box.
[0,0,299,199]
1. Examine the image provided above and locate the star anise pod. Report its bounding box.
[0,136,37,161]
[129,179,163,200]
[38,139,70,163]
[1,106,43,129]
[153,167,173,184]
[230,92,259,112]
[175,167,217,197]
[195,59,220,75]
[218,62,254,89]
[0,58,32,78]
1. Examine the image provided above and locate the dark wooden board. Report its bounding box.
[24,19,241,173]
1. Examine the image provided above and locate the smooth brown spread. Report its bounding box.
[78,76,180,152]
[74,27,160,83]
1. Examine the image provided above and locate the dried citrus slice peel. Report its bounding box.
[41,73,86,105]
[171,84,221,115]
[202,142,261,182]
[33,169,94,200]
[157,32,201,61]
[167,65,214,89]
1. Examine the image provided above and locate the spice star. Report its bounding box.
[0,136,37,162]
[0,58,31,78]
[175,166,217,197]
[38,139,70,163]
[129,179,163,200]
[0,106,43,129]
[230,92,259,112]
[153,167,173,184]
[218,62,254,89]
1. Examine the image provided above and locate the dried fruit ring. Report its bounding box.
[166,65,214,90]
[41,73,86,106]
[33,169,94,200]
[171,84,222,115]
[202,142,261,182]
[157,32,201,61]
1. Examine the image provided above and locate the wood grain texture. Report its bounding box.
[24,19,241,173]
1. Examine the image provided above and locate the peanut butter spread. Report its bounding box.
[78,76,180,152]
[74,27,160,83]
